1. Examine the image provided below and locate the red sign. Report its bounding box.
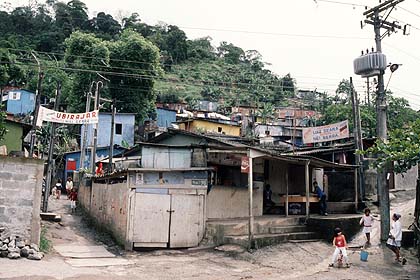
[66,159,76,171]
[241,156,250,173]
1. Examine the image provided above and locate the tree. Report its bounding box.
[334,79,352,105]
[217,42,245,64]
[107,29,162,120]
[187,37,215,61]
[88,12,121,40]
[365,119,420,174]
[163,25,188,63]
[64,31,110,112]
[280,73,296,95]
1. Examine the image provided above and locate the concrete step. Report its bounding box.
[223,231,321,248]
[269,225,308,234]
[206,216,306,237]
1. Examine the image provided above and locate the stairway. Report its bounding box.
[205,216,321,247]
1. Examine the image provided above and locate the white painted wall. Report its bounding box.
[206,185,263,219]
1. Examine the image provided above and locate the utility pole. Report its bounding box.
[350,77,365,202]
[79,83,94,172]
[363,0,407,241]
[42,81,61,212]
[29,52,44,157]
[91,81,103,175]
[109,99,116,173]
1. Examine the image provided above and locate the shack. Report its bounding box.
[78,143,211,249]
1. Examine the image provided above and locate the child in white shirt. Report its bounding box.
[360,208,374,245]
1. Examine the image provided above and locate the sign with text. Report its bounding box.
[241,156,250,173]
[36,106,99,126]
[302,120,349,144]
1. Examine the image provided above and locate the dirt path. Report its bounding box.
[0,192,419,280]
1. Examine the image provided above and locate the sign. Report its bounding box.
[241,156,250,174]
[36,106,99,126]
[302,120,349,144]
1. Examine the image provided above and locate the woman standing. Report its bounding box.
[386,213,406,264]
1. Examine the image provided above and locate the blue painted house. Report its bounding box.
[82,113,135,148]
[3,89,36,115]
[156,108,176,128]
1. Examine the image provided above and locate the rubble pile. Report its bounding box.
[0,227,43,260]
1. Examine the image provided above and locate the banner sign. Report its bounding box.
[241,156,250,174]
[36,106,99,126]
[302,120,349,144]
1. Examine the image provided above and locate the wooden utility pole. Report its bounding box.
[91,81,103,175]
[79,90,92,172]
[109,99,116,173]
[42,81,61,212]
[350,77,365,202]
[29,52,44,157]
[363,0,406,241]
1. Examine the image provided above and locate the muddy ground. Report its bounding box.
[0,190,419,280]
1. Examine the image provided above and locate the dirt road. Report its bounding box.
[0,192,419,280]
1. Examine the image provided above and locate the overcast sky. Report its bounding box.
[12,0,420,109]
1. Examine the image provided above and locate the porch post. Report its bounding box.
[305,161,310,219]
[248,151,254,250]
[354,169,358,212]
[285,169,289,217]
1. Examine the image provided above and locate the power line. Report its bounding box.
[315,0,367,7]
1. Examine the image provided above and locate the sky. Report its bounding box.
[11,0,420,109]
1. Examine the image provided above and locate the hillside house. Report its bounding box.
[82,113,135,148]
[2,89,37,115]
[176,118,241,136]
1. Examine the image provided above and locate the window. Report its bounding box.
[115,123,122,135]
[218,127,222,133]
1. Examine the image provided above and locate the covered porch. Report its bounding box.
[205,146,359,248]
[206,147,359,219]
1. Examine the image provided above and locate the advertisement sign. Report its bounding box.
[241,156,250,174]
[302,120,349,144]
[36,106,99,126]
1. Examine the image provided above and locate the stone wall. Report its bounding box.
[0,156,43,245]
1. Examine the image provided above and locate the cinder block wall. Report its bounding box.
[0,156,43,244]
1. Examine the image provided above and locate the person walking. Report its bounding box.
[69,188,78,213]
[55,179,62,199]
[65,177,73,198]
[386,213,407,264]
[360,208,374,245]
[313,181,328,216]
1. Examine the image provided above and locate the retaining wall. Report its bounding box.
[0,156,43,244]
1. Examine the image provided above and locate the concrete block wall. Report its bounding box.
[0,156,43,244]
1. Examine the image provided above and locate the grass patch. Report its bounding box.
[39,227,51,253]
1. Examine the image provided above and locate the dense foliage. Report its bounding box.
[364,119,420,174]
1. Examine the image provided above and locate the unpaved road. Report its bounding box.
[0,191,419,280]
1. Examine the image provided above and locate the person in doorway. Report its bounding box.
[263,184,275,213]
[360,208,374,245]
[55,179,62,199]
[329,227,350,268]
[313,181,328,216]
[386,213,407,264]
[66,177,73,198]
[69,188,78,213]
